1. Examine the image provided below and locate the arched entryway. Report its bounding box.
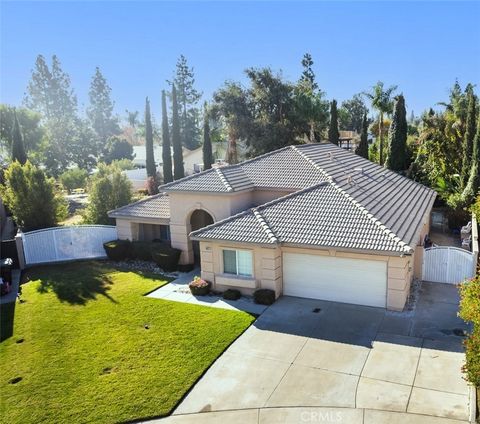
[189,209,214,264]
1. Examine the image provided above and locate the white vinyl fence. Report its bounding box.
[422,246,475,284]
[20,225,117,266]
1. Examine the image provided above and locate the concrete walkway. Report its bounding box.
[148,407,471,423]
[150,282,473,423]
[147,269,268,315]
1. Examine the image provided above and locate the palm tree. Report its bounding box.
[363,82,397,165]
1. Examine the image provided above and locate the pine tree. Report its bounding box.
[11,110,27,164]
[202,103,213,170]
[355,113,369,159]
[328,100,340,145]
[171,84,184,180]
[173,55,202,150]
[385,95,408,171]
[299,53,317,91]
[144,97,156,179]
[461,88,477,186]
[161,90,173,184]
[87,67,119,146]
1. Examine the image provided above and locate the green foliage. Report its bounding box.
[471,194,480,219]
[299,53,317,91]
[461,86,477,186]
[459,275,480,387]
[203,103,213,170]
[144,97,156,178]
[59,167,88,192]
[328,100,340,145]
[253,288,276,305]
[110,158,134,170]
[161,90,173,183]
[83,163,132,225]
[0,104,43,157]
[386,95,408,171]
[11,110,27,164]
[363,81,397,165]
[461,108,480,204]
[0,161,67,231]
[355,113,369,159]
[102,135,133,164]
[172,55,202,150]
[171,84,185,179]
[87,67,119,145]
[0,262,253,423]
[339,94,369,133]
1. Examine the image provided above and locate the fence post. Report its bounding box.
[472,213,479,276]
[14,232,26,270]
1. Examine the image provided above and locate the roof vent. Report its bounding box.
[329,152,334,160]
[347,175,353,184]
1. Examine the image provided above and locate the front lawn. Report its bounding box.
[0,262,254,423]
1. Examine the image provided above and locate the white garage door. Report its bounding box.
[283,252,387,308]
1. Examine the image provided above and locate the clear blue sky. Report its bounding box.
[1,1,479,121]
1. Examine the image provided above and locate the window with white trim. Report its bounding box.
[222,249,253,277]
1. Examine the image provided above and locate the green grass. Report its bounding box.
[0,262,254,423]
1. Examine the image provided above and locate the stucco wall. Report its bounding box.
[413,211,431,280]
[200,242,413,310]
[199,241,282,297]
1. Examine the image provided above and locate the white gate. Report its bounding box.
[21,225,117,266]
[422,246,475,284]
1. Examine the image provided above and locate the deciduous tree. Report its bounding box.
[339,94,369,133]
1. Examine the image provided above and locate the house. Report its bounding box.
[109,142,436,311]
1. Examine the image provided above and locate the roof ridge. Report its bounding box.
[160,167,219,190]
[291,145,332,181]
[108,192,168,215]
[293,145,412,253]
[252,209,279,244]
[215,168,233,192]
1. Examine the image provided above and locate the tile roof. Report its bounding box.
[191,182,414,253]
[186,143,436,252]
[108,193,170,220]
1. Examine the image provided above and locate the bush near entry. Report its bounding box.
[459,274,480,387]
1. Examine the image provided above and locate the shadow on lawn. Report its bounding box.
[0,301,15,342]
[33,264,118,305]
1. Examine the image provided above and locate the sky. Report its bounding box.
[1,1,479,121]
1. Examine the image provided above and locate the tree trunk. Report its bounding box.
[309,121,315,142]
[227,127,238,164]
[379,112,384,165]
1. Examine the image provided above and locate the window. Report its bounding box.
[223,249,253,277]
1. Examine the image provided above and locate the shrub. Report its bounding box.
[253,289,276,305]
[102,136,134,164]
[83,163,132,225]
[103,240,131,261]
[189,276,211,296]
[0,161,67,231]
[151,247,181,272]
[459,275,480,387]
[223,289,241,301]
[131,241,168,261]
[59,167,88,192]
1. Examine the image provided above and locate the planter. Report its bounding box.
[189,277,211,296]
[103,240,131,261]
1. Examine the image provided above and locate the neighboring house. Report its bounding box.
[109,142,436,311]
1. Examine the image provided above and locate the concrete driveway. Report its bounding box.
[163,282,474,423]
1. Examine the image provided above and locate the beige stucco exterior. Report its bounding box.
[198,241,415,311]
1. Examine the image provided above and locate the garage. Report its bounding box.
[282,252,387,308]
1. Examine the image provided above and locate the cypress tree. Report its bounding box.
[461,89,477,186]
[355,113,369,159]
[171,84,184,180]
[462,113,480,204]
[144,97,156,178]
[202,103,213,170]
[161,90,173,183]
[328,100,339,145]
[385,94,408,171]
[11,110,27,164]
